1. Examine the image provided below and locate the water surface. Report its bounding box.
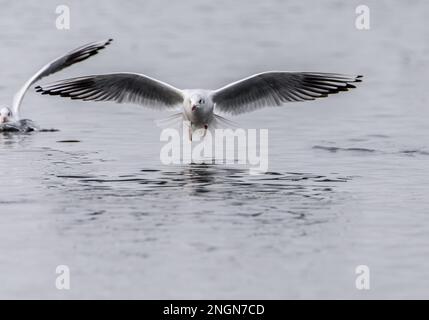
[1,0,429,299]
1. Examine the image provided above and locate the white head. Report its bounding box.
[189,94,207,112]
[0,106,13,124]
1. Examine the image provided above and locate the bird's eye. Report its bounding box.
[7,112,11,117]
[199,99,204,104]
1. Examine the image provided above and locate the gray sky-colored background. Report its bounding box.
[0,0,428,299]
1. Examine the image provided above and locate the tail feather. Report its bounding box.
[212,114,238,130]
[155,112,184,129]
[155,112,238,142]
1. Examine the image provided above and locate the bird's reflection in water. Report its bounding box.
[54,162,352,230]
[0,130,34,148]
[158,164,349,201]
[162,164,248,196]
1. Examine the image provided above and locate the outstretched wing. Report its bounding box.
[35,73,184,109]
[13,39,113,119]
[211,72,362,115]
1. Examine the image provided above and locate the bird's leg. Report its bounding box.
[203,124,208,137]
[188,122,193,141]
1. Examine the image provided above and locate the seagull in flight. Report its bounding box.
[0,39,112,130]
[35,68,362,140]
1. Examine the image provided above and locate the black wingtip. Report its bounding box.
[350,75,363,83]
[103,39,113,47]
[34,86,51,95]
